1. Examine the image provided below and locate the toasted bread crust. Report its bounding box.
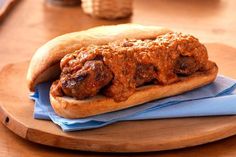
[50,64,218,119]
[27,24,172,91]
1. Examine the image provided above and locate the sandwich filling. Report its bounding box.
[51,32,213,102]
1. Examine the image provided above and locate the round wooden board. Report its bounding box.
[1,61,236,153]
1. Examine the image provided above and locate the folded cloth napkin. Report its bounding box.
[30,75,236,131]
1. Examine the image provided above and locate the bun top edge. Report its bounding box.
[26,24,172,91]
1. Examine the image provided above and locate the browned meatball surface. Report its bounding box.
[60,60,113,99]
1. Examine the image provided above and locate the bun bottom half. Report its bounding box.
[49,63,218,119]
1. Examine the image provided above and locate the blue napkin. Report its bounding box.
[30,75,236,132]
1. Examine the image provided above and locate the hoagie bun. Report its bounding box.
[27,24,218,118]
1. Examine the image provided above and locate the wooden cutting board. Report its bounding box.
[0,44,236,153]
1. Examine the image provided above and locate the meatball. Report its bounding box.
[174,56,198,75]
[134,64,157,87]
[60,60,113,99]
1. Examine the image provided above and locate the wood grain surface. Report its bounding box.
[1,0,236,156]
